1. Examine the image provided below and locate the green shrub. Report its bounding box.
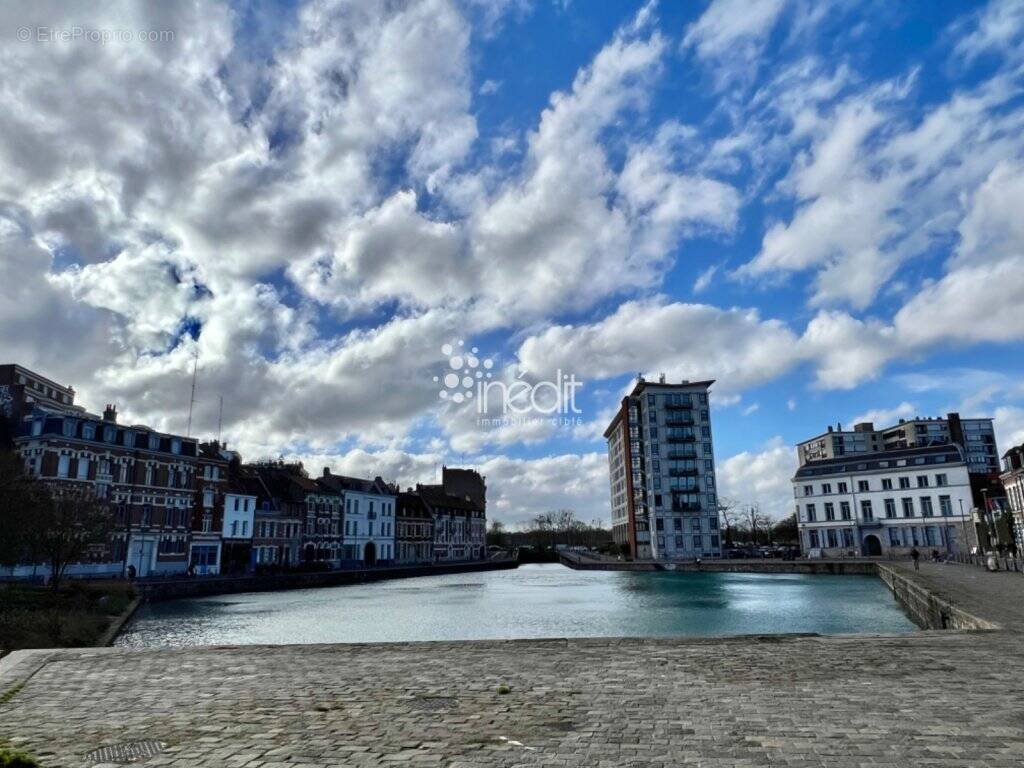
[0,745,40,768]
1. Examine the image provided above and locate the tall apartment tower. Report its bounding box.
[604,378,721,560]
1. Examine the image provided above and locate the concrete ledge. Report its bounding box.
[876,563,999,630]
[95,596,143,647]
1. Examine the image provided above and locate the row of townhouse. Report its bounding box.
[793,412,1014,558]
[0,363,487,581]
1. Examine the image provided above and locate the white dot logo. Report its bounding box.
[433,340,493,403]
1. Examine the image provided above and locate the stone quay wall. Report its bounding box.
[876,563,999,630]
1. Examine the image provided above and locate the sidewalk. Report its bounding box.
[888,559,1024,631]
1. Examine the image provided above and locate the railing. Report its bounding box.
[666,451,696,460]
[666,435,697,443]
[664,417,695,426]
[668,468,699,477]
[664,402,693,410]
[671,502,702,513]
[947,551,1024,573]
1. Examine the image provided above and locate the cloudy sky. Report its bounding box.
[2,0,1024,525]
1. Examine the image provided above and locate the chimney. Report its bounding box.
[658,373,666,383]
[323,466,330,478]
[103,404,117,423]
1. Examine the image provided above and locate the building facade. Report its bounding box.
[604,378,721,560]
[16,403,199,577]
[396,491,435,564]
[0,364,78,423]
[1001,444,1024,554]
[798,413,999,475]
[319,473,396,565]
[794,445,978,557]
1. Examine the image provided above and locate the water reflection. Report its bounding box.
[116,563,915,648]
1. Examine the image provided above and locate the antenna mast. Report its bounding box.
[186,348,199,437]
[217,395,224,444]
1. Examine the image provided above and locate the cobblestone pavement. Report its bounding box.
[3,629,1024,768]
[888,560,1024,630]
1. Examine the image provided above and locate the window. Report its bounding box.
[692,535,702,549]
[808,530,820,548]
[57,454,70,478]
[916,475,929,488]
[837,482,848,494]
[840,501,851,520]
[901,498,914,518]
[673,518,682,531]
[655,518,664,531]
[899,477,911,489]
[805,504,816,522]
[76,458,89,480]
[824,502,835,521]
[882,478,893,490]
[804,485,813,496]
[841,529,854,548]
[889,528,901,547]
[884,498,896,518]
[857,480,869,492]
[920,497,934,517]
[822,483,832,494]
[860,500,873,521]
[674,535,684,548]
[826,529,838,548]
[935,474,948,487]
[939,495,953,517]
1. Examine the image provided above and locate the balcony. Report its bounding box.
[664,417,695,426]
[664,401,693,410]
[859,519,882,529]
[666,450,696,460]
[672,502,702,513]
[666,434,696,443]
[668,467,699,477]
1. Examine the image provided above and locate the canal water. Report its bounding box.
[116,564,915,647]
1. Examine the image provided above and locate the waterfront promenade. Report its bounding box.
[2,562,1024,768]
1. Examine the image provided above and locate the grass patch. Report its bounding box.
[0,581,135,654]
[0,684,24,708]
[0,744,39,767]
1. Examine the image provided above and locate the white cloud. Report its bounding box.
[516,298,802,396]
[717,437,797,519]
[954,0,1024,63]
[995,406,1024,450]
[849,402,916,427]
[693,264,718,293]
[683,0,788,87]
[742,403,761,416]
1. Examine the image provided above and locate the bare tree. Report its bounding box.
[26,488,112,591]
[0,450,39,568]
[717,497,740,548]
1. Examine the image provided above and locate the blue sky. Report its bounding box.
[2,0,1024,523]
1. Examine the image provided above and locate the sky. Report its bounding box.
[2,0,1024,526]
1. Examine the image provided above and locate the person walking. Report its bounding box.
[911,547,920,571]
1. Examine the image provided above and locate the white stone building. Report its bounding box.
[320,474,397,565]
[604,377,721,560]
[1001,444,1024,554]
[794,444,977,557]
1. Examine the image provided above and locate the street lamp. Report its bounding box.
[958,498,970,560]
